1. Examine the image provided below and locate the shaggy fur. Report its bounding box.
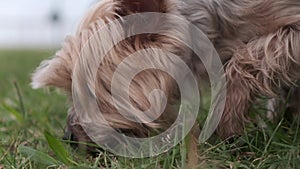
[32,0,192,149]
[181,0,300,138]
[32,0,300,150]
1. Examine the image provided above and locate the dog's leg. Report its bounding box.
[266,97,284,122]
[267,84,300,122]
[267,86,298,122]
[284,85,300,121]
[217,55,253,139]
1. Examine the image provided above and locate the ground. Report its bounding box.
[0,50,299,169]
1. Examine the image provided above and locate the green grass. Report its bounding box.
[0,50,299,169]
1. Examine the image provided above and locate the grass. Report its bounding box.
[0,50,299,169]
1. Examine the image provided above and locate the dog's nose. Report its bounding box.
[62,129,73,141]
[62,129,81,150]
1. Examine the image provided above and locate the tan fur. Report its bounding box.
[181,0,300,138]
[32,0,192,145]
[32,0,300,149]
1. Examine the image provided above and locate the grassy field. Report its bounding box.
[0,50,299,169]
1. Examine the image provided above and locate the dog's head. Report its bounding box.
[32,0,192,153]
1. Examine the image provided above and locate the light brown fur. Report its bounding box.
[181,0,300,138]
[32,0,192,147]
[32,0,300,150]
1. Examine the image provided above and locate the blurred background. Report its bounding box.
[0,0,96,49]
[0,1,98,150]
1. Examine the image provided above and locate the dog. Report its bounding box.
[32,0,300,153]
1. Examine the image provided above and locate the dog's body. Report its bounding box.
[32,0,300,150]
[181,0,300,138]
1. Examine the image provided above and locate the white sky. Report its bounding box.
[0,0,97,48]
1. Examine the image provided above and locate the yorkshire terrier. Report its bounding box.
[32,0,300,152]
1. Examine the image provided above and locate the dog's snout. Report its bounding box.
[62,128,80,149]
[62,129,73,141]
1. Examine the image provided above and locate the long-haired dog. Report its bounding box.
[32,0,300,152]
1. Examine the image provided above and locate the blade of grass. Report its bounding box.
[69,167,94,169]
[292,117,300,145]
[2,104,23,123]
[18,145,59,166]
[263,119,284,155]
[44,131,78,166]
[13,81,26,118]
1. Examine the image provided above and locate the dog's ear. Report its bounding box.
[117,0,167,14]
[31,36,78,91]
